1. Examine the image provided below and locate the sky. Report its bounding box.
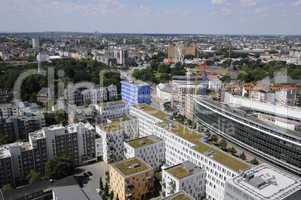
[0,0,301,34]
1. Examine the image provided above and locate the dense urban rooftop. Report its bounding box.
[134,105,251,172]
[165,161,202,180]
[229,164,301,200]
[135,104,169,121]
[127,135,161,149]
[113,157,152,176]
[99,116,130,132]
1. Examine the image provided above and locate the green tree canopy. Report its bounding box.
[45,154,74,179]
[27,169,41,184]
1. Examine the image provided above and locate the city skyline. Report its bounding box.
[1,0,301,35]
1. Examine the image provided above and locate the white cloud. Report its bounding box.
[212,0,225,6]
[240,0,257,7]
[221,7,232,16]
[255,7,268,14]
[294,0,301,6]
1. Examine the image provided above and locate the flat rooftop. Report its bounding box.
[0,142,32,159]
[127,135,162,149]
[99,116,130,132]
[134,105,250,173]
[164,192,193,200]
[229,164,301,200]
[169,123,250,172]
[134,104,168,121]
[121,80,149,86]
[169,122,203,145]
[29,129,46,140]
[165,161,202,179]
[193,142,250,172]
[112,157,152,177]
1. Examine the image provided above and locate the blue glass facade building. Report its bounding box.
[121,81,151,106]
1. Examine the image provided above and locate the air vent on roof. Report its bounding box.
[129,163,140,169]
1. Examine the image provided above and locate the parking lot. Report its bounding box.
[75,161,109,200]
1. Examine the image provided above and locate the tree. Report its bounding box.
[156,73,170,83]
[44,110,68,126]
[55,110,68,126]
[109,191,114,200]
[27,169,41,184]
[229,147,237,156]
[163,102,172,112]
[0,135,10,145]
[104,182,109,197]
[240,152,246,160]
[219,139,228,151]
[158,64,170,74]
[99,178,104,191]
[45,154,74,179]
[220,75,231,83]
[105,171,110,184]
[171,63,186,76]
[209,135,218,143]
[1,184,13,192]
[250,158,259,165]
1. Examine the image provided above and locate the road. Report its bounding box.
[76,161,109,200]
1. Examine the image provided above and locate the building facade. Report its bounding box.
[193,97,301,175]
[162,161,206,199]
[224,163,301,200]
[125,135,165,170]
[121,80,151,106]
[82,87,107,105]
[95,116,139,163]
[94,100,129,123]
[0,114,45,142]
[109,157,154,200]
[130,104,251,200]
[29,122,96,166]
[0,141,47,187]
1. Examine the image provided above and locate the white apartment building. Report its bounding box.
[107,84,118,101]
[124,135,165,170]
[162,161,206,200]
[95,135,103,159]
[0,103,19,119]
[224,163,301,200]
[156,83,173,103]
[94,100,129,122]
[224,92,301,119]
[29,122,96,165]
[95,116,139,163]
[130,104,251,200]
[81,85,118,105]
[82,87,107,105]
[288,48,301,65]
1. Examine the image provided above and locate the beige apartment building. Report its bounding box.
[109,157,154,200]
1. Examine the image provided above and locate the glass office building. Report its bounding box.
[121,80,151,106]
[193,97,301,175]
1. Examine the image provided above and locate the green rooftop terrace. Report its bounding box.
[193,143,250,172]
[100,116,130,132]
[135,104,168,121]
[114,158,151,176]
[171,194,191,200]
[127,136,159,149]
[170,122,204,145]
[134,105,250,173]
[166,166,190,179]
